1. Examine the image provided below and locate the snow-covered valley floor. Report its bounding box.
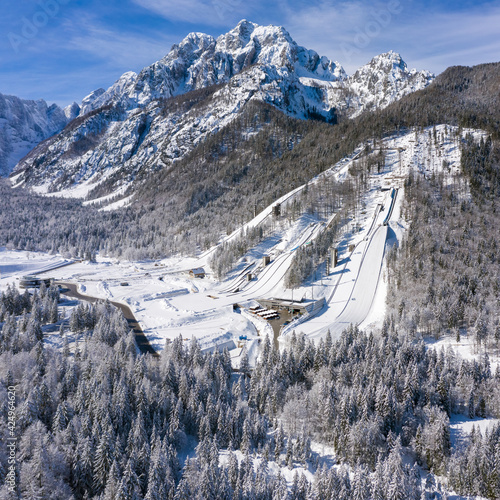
[1,125,493,370]
[3,125,500,499]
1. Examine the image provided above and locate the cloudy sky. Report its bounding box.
[0,0,499,106]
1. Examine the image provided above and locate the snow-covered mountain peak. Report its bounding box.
[74,20,347,115]
[368,50,406,71]
[215,20,345,81]
[108,71,137,98]
[220,19,293,49]
[338,50,434,118]
[352,50,434,85]
[220,19,260,49]
[64,102,81,121]
[82,88,105,105]
[218,21,294,72]
[80,72,138,114]
[170,31,216,60]
[11,21,434,198]
[80,88,106,114]
[37,22,432,127]
[352,51,411,83]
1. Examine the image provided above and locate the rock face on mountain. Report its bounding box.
[340,51,434,117]
[78,21,346,116]
[11,20,434,201]
[0,94,69,176]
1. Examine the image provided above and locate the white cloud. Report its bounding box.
[64,17,175,70]
[132,0,257,27]
[397,5,500,72]
[279,0,406,71]
[5,15,181,105]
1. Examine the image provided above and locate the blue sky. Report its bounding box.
[0,0,499,107]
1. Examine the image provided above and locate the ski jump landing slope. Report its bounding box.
[296,197,393,341]
[315,224,387,339]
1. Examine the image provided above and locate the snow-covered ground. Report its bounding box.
[3,125,496,500]
[425,333,500,374]
[0,248,72,281]
[449,414,500,449]
[2,125,492,367]
[219,438,337,488]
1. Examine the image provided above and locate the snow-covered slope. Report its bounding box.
[0,93,69,176]
[79,21,346,115]
[301,50,434,119]
[15,125,483,354]
[336,51,434,118]
[11,21,433,201]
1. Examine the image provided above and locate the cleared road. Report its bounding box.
[58,282,159,357]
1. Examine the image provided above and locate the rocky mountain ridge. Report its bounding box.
[0,93,73,177]
[10,20,434,202]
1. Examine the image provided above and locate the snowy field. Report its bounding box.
[1,125,492,367]
[0,248,72,281]
[449,414,500,449]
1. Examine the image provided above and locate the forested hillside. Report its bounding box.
[1,63,499,263]
[387,134,500,349]
[1,300,499,498]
